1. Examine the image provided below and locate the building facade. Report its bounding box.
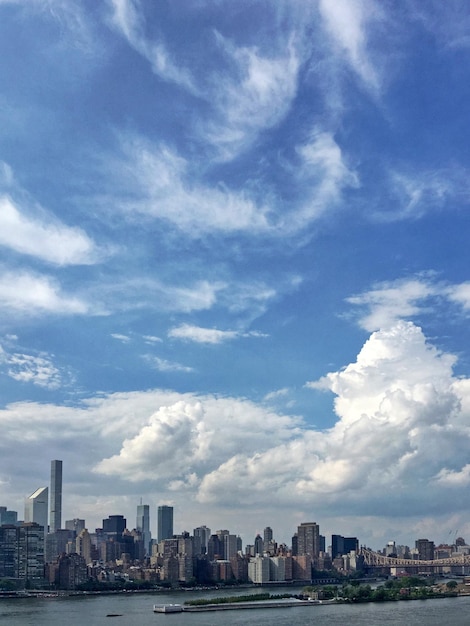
[50,460,63,533]
[157,506,173,542]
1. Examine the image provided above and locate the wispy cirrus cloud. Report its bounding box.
[202,33,300,160]
[372,169,466,222]
[0,195,101,265]
[143,354,193,373]
[105,136,271,234]
[346,277,436,331]
[0,269,90,316]
[108,0,198,93]
[168,323,268,344]
[318,0,383,92]
[108,1,301,160]
[103,131,356,237]
[346,275,470,332]
[111,333,131,343]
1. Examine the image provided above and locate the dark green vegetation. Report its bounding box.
[184,592,293,606]
[303,577,459,603]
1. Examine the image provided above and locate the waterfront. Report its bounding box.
[1,587,470,625]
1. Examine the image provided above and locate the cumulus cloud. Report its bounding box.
[0,196,100,265]
[0,269,90,315]
[168,324,267,344]
[94,397,300,482]
[2,321,470,541]
[88,320,470,521]
[198,321,467,511]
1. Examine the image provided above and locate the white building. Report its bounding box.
[25,487,48,537]
[248,555,270,583]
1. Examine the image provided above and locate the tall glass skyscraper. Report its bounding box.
[136,503,151,555]
[50,460,63,532]
[157,505,173,542]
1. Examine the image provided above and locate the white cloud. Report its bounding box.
[374,170,460,222]
[345,276,470,332]
[168,324,267,344]
[0,196,100,265]
[106,136,271,234]
[0,269,89,315]
[94,397,299,482]
[202,33,300,160]
[109,2,300,160]
[287,130,359,230]
[111,333,131,343]
[108,0,197,93]
[446,282,470,312]
[346,277,435,331]
[142,335,162,343]
[2,322,470,545]
[0,345,63,389]
[318,0,381,91]
[143,355,193,373]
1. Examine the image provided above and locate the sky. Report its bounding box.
[1,0,470,551]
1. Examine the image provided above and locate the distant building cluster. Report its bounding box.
[1,460,470,590]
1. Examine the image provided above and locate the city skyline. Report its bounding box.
[1,1,470,548]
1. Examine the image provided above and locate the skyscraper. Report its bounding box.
[50,460,63,532]
[24,487,48,538]
[157,505,173,542]
[297,522,320,558]
[136,503,151,555]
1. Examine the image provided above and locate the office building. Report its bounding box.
[136,504,151,555]
[50,460,63,532]
[25,487,48,538]
[157,505,173,542]
[65,518,85,535]
[0,506,17,525]
[102,515,126,536]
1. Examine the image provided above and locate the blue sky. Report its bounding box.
[1,0,470,549]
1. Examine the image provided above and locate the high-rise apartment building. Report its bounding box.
[297,522,320,558]
[416,538,435,561]
[157,505,173,542]
[25,487,48,537]
[0,523,45,583]
[50,460,63,532]
[136,504,151,555]
[193,525,211,555]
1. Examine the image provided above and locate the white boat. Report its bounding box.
[153,604,183,613]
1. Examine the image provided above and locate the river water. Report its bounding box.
[1,586,469,625]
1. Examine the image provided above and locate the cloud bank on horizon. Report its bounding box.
[0,0,470,547]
